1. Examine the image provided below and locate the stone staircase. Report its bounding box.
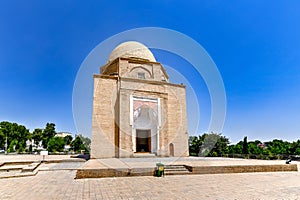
[164,165,191,175]
[0,161,41,179]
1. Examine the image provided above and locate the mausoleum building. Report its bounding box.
[91,41,189,158]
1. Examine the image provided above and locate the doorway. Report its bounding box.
[169,143,174,157]
[136,129,151,152]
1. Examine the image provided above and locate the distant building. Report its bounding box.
[64,145,71,151]
[55,132,72,138]
[27,139,44,151]
[257,143,267,149]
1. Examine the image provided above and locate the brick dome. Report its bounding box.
[108,41,156,62]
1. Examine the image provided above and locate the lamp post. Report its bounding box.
[5,133,7,155]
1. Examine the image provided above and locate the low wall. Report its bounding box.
[186,164,298,174]
[76,164,298,179]
[76,167,156,179]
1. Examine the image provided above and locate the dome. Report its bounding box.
[108,41,156,62]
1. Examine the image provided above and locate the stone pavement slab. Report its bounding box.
[38,162,85,171]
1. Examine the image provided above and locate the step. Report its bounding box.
[0,170,38,179]
[0,166,24,171]
[164,165,187,169]
[133,153,156,158]
[164,171,191,175]
[0,161,41,173]
[163,165,191,175]
[165,169,188,172]
[22,161,41,172]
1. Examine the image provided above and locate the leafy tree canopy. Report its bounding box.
[71,134,90,153]
[189,133,229,156]
[47,137,65,152]
[0,121,30,152]
[64,135,73,145]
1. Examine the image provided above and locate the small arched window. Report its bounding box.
[138,72,145,79]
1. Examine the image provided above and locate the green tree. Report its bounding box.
[189,136,202,156]
[80,135,91,150]
[0,121,30,152]
[265,139,289,155]
[189,133,230,156]
[290,140,300,155]
[242,136,248,155]
[32,128,43,146]
[71,134,90,153]
[8,139,18,153]
[47,137,65,152]
[248,140,264,155]
[228,139,245,155]
[207,133,230,156]
[0,121,10,149]
[64,135,73,145]
[42,123,56,148]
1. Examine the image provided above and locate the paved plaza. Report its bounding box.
[0,157,299,199]
[0,166,300,199]
[0,154,74,163]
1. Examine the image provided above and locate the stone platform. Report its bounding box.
[0,155,85,179]
[76,157,298,179]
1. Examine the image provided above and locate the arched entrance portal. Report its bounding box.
[133,104,158,154]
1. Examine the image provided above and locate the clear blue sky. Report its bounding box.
[1,1,300,143]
